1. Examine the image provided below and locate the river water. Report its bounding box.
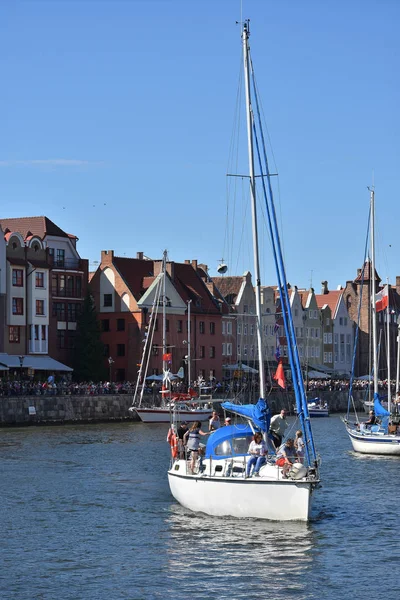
[1,415,399,600]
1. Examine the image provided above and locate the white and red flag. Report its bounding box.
[375,285,389,313]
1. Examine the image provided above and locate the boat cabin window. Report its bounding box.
[214,440,232,456]
[213,435,253,457]
[231,435,253,455]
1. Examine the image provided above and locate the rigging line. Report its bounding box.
[347,208,371,419]
[250,56,286,265]
[224,50,244,275]
[251,73,316,463]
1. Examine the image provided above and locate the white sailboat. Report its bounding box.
[130,252,213,424]
[167,22,320,521]
[344,189,400,455]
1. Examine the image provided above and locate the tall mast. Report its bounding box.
[162,250,168,375]
[386,278,391,413]
[370,189,379,396]
[242,21,266,399]
[187,299,192,387]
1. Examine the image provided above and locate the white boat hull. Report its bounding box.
[346,426,400,456]
[168,459,317,521]
[134,408,212,423]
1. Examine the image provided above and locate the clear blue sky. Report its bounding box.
[2,0,399,292]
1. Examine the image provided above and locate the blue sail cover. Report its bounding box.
[204,424,253,459]
[373,392,390,417]
[221,398,270,432]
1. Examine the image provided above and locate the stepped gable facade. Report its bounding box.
[90,252,224,383]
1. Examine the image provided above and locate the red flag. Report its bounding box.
[273,360,286,389]
[375,285,389,313]
[163,353,172,362]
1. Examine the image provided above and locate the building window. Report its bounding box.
[243,325,248,335]
[222,321,226,335]
[200,346,205,358]
[52,302,66,320]
[177,320,183,333]
[9,326,20,343]
[244,305,248,313]
[117,319,125,331]
[104,344,110,357]
[237,344,241,356]
[102,319,110,332]
[56,248,65,267]
[226,322,232,335]
[35,272,44,288]
[57,330,66,349]
[199,321,205,334]
[210,322,215,335]
[12,297,23,315]
[226,343,232,356]
[210,346,216,358]
[67,303,80,322]
[237,324,241,335]
[76,277,82,298]
[12,269,23,287]
[117,344,125,357]
[36,300,45,316]
[103,294,112,307]
[243,345,248,356]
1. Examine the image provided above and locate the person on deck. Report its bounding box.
[224,417,232,426]
[275,438,297,478]
[294,429,305,464]
[269,409,288,449]
[363,411,377,427]
[177,421,189,459]
[246,432,267,477]
[209,411,221,431]
[183,421,210,473]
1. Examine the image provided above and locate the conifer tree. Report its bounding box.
[72,290,106,381]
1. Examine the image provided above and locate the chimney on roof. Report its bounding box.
[101,250,114,264]
[321,280,329,295]
[191,259,198,270]
[357,268,361,277]
[185,260,190,264]
[166,261,174,280]
[137,251,143,260]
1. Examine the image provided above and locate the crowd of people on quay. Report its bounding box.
[0,379,136,397]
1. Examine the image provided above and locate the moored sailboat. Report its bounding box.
[130,252,213,424]
[167,22,320,521]
[344,189,400,455]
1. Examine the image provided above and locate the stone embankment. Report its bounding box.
[0,391,366,427]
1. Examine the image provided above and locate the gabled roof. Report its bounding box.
[113,257,154,300]
[315,290,342,315]
[173,262,220,313]
[0,216,71,240]
[212,276,244,304]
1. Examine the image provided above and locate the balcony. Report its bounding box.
[50,257,81,270]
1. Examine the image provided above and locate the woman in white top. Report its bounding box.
[246,432,267,477]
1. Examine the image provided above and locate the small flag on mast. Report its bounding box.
[273,359,286,389]
[375,285,389,313]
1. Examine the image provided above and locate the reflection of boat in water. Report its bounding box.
[166,505,314,582]
[167,21,320,522]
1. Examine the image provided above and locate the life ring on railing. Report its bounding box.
[169,432,178,459]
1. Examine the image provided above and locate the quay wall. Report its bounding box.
[0,390,365,427]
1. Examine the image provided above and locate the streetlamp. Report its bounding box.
[18,355,24,380]
[108,356,114,382]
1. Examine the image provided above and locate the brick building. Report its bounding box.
[343,260,400,378]
[90,251,225,383]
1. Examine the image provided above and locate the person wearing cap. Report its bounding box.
[224,417,232,426]
[269,408,288,449]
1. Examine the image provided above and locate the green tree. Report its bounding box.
[72,290,106,381]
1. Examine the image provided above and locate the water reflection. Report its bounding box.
[164,506,315,599]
